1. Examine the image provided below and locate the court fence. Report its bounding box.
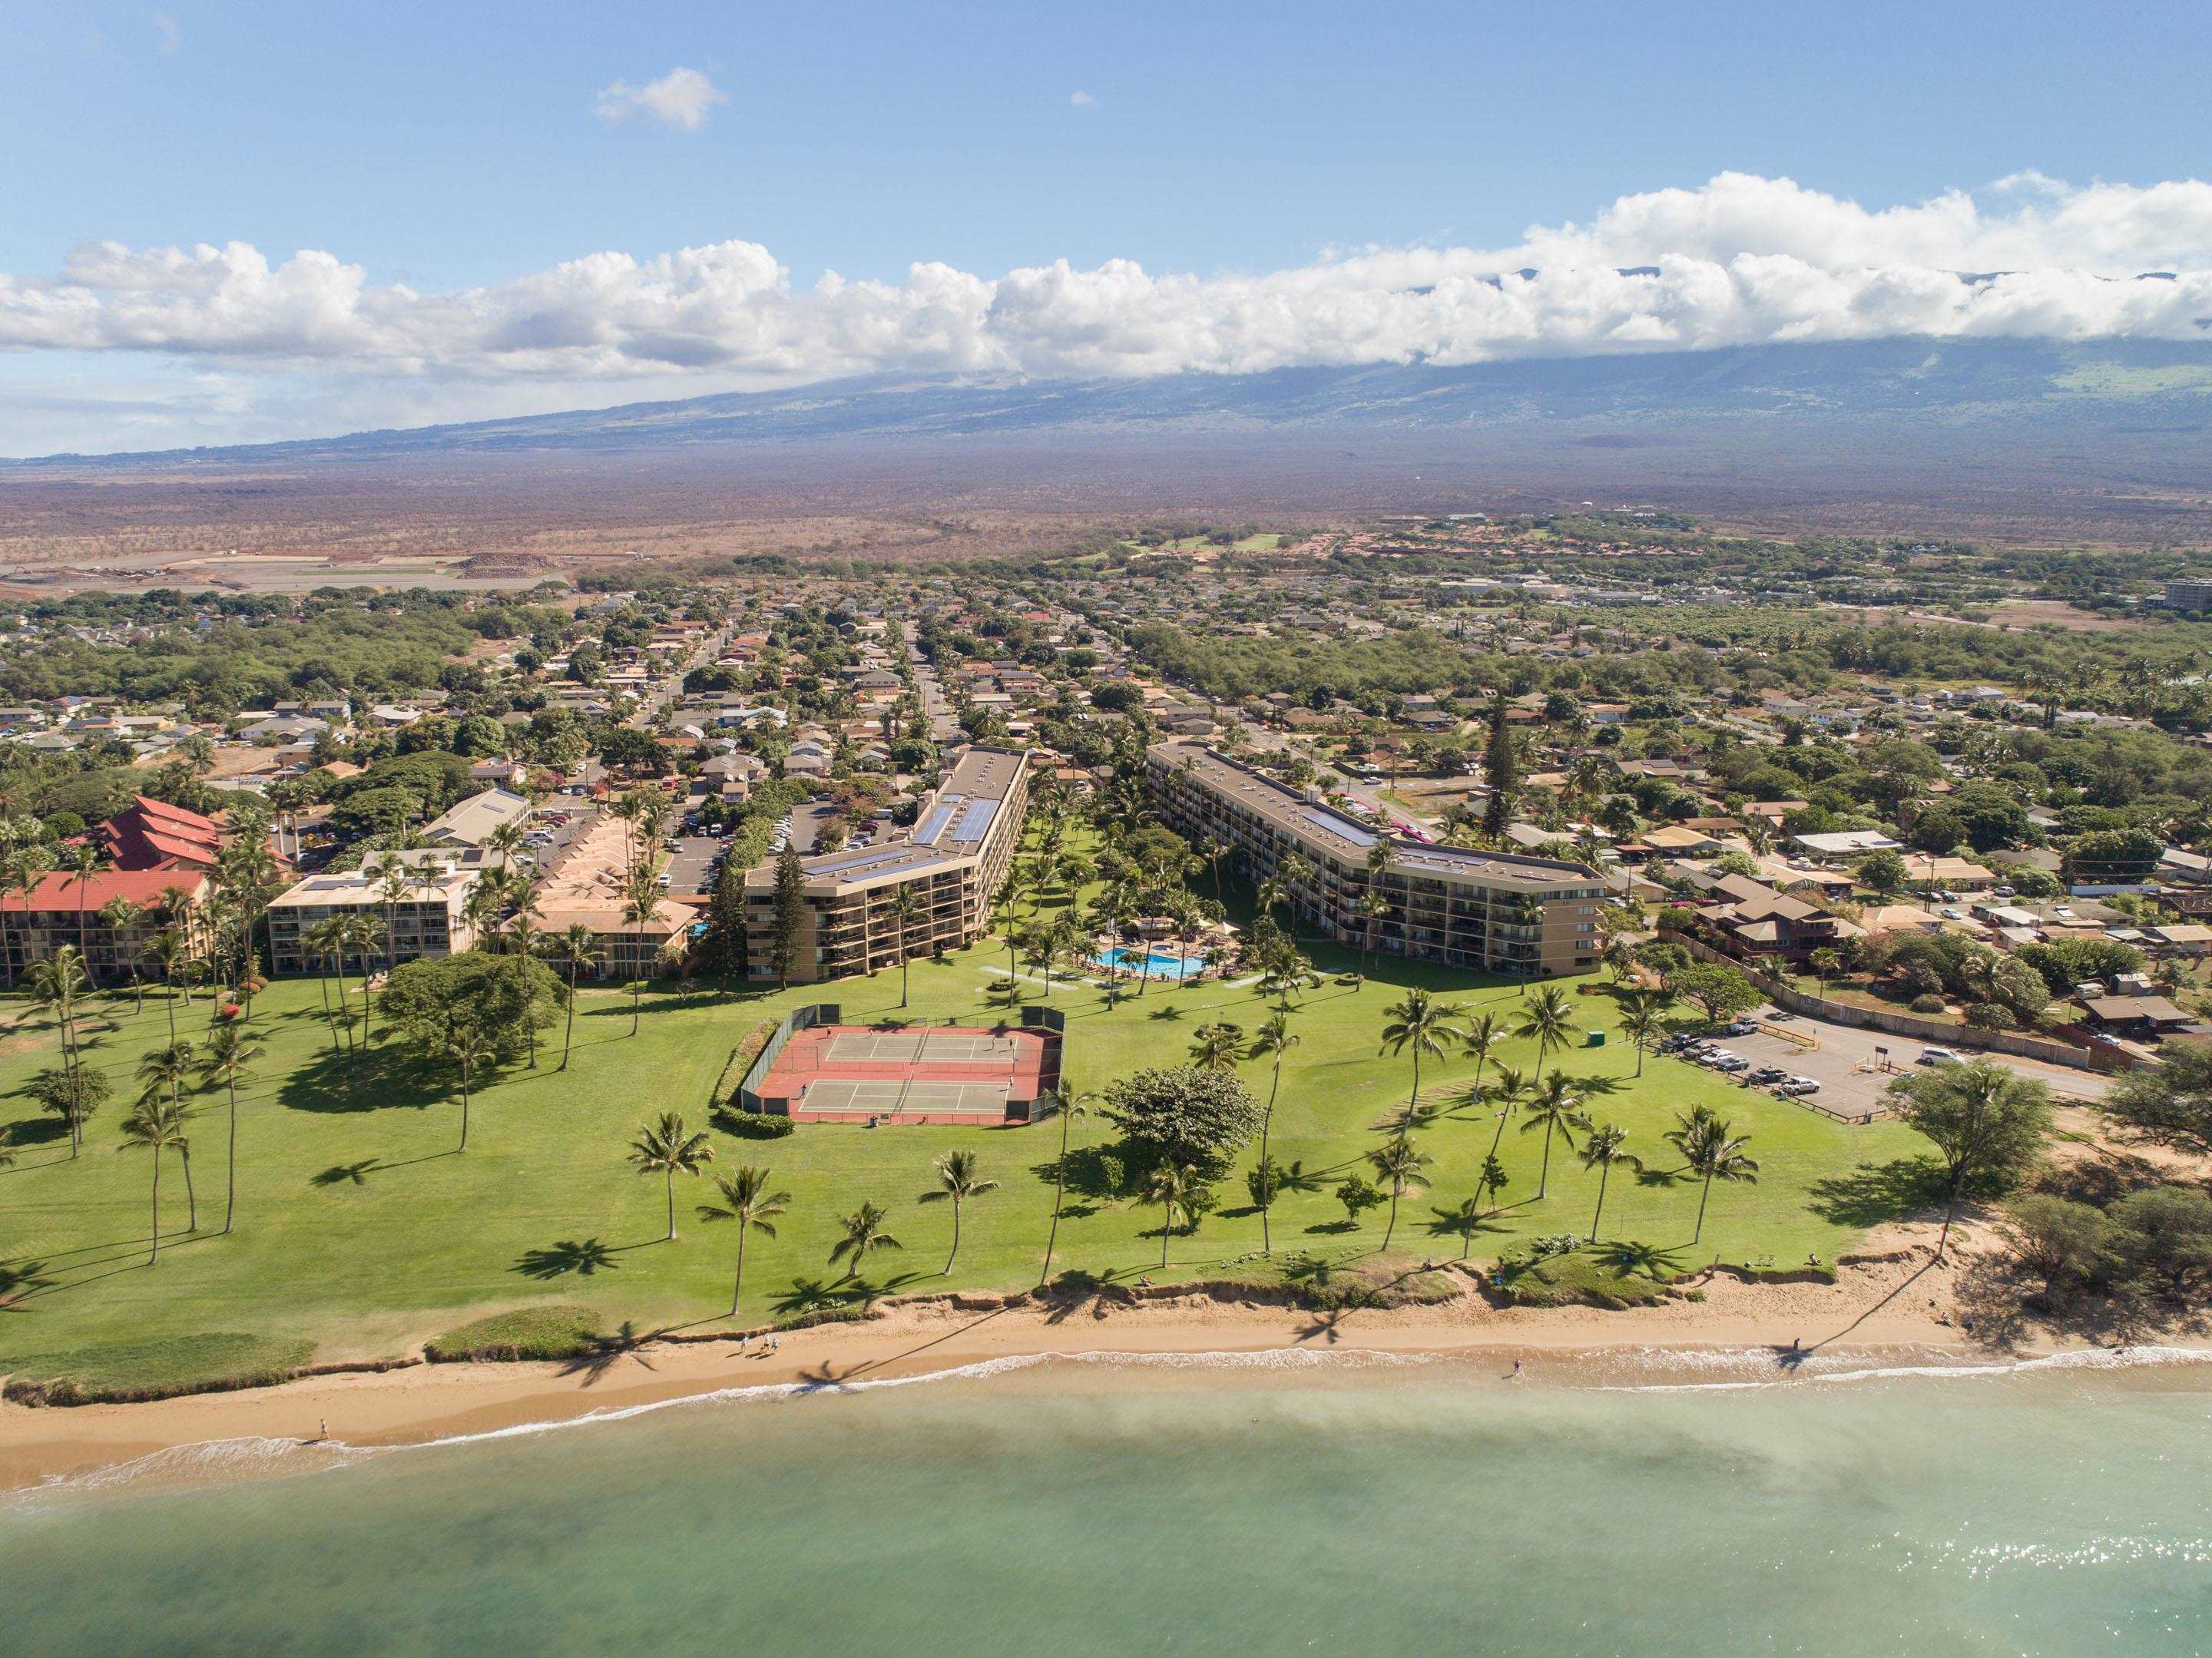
[737,1003,839,1113]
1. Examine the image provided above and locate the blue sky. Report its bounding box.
[3,1,2210,453]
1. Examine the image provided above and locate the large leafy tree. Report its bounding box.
[2103,1042,2212,1160]
[379,950,565,1065]
[1098,1064,1263,1183]
[1886,1061,2054,1259]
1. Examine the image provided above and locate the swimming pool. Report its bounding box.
[1093,945,1204,981]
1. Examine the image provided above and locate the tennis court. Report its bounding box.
[824,1031,1021,1066]
[801,1078,1012,1117]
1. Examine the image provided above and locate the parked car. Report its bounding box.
[1712,1056,1751,1074]
[1939,906,1965,920]
[1724,1018,1759,1036]
[1749,1066,1787,1084]
[1781,1077,1822,1096]
[1918,1046,1961,1066]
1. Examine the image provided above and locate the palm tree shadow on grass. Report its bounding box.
[1590,1239,1691,1282]
[515,1238,621,1279]
[0,1257,58,1302]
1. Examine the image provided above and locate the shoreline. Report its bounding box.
[7,1240,2194,1495]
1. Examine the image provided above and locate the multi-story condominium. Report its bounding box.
[265,849,484,975]
[1145,743,1604,978]
[0,869,208,984]
[743,746,1028,984]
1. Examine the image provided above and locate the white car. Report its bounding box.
[1918,1046,1961,1066]
[1781,1077,1822,1096]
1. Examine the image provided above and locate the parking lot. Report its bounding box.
[661,835,725,898]
[1671,1005,2114,1122]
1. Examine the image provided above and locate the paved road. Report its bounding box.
[1229,717,1435,830]
[903,621,962,741]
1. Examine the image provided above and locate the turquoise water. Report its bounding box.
[1096,945,1203,980]
[8,1348,2212,1654]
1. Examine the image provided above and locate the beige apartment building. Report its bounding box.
[266,849,485,975]
[1145,743,1604,978]
[743,746,1028,985]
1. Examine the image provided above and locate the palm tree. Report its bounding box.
[302,914,350,1060]
[1139,1161,1197,1267]
[1245,1013,1300,1255]
[1665,1107,1760,1245]
[1578,1124,1641,1241]
[1461,1011,1502,1096]
[135,1040,201,1229]
[1038,1085,1094,1286]
[550,922,598,1069]
[1254,875,1287,932]
[142,927,190,1044]
[1,845,55,988]
[697,1166,790,1317]
[1187,1021,1245,1073]
[886,886,927,1008]
[333,912,381,1048]
[1378,988,1465,1117]
[27,947,90,1154]
[117,1094,195,1263]
[197,1021,264,1236]
[1355,891,1391,977]
[1256,942,1319,1011]
[620,867,661,1034]
[1443,1194,1487,1259]
[1369,1137,1434,1251]
[1515,984,1578,1078]
[828,1200,904,1281]
[919,1149,999,1276]
[442,1023,498,1152]
[1618,994,1665,1078]
[629,1111,716,1241]
[98,895,144,1002]
[1520,1071,1591,1200]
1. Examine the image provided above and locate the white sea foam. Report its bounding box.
[1578,1341,2212,1392]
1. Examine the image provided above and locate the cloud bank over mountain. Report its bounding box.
[4,172,2210,452]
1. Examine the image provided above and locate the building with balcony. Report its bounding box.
[0,869,209,984]
[742,746,1028,984]
[265,849,485,975]
[1144,743,1603,977]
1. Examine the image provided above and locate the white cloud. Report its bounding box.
[1071,90,1098,108]
[151,12,180,57]
[594,67,727,132]
[5,171,2212,451]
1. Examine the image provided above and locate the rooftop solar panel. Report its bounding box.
[912,803,957,846]
[952,798,998,842]
[810,846,923,878]
[1303,807,1375,848]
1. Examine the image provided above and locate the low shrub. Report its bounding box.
[426,1304,602,1363]
[720,1110,795,1140]
[1909,993,1948,1014]
[1,1332,315,1405]
[1964,1001,2018,1031]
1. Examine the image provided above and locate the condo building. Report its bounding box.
[265,849,485,975]
[1145,743,1604,977]
[743,746,1028,984]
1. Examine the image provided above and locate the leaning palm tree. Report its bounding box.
[918,1149,999,1276]
[1519,1071,1591,1201]
[1369,1137,1434,1251]
[1186,1020,1246,1074]
[1578,1124,1641,1242]
[303,914,353,1061]
[442,1023,498,1153]
[629,1110,716,1242]
[550,922,598,1070]
[1618,994,1665,1078]
[117,1094,196,1263]
[1378,988,1465,1117]
[697,1165,790,1317]
[1244,1012,1300,1255]
[885,886,927,1008]
[1515,984,1578,1080]
[828,1200,904,1282]
[1038,1085,1094,1286]
[1139,1160,1197,1268]
[1665,1107,1760,1245]
[196,1021,265,1236]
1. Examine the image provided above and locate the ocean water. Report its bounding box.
[8,1346,2212,1655]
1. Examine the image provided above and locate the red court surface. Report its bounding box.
[753,1023,1059,1124]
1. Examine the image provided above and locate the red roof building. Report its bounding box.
[98,796,224,872]
[0,869,210,981]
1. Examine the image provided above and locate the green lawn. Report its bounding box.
[0,879,1923,1393]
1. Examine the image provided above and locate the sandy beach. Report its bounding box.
[8,1230,2156,1494]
